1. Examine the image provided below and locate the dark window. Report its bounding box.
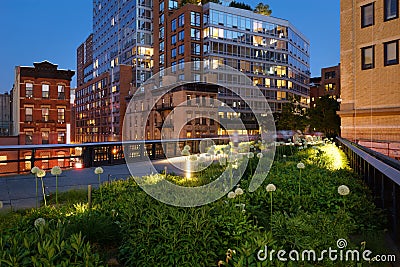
[361,3,374,27]
[191,43,201,55]
[42,132,49,145]
[58,85,65,99]
[178,30,184,41]
[25,107,33,122]
[171,19,177,31]
[171,34,177,45]
[384,40,399,66]
[361,46,375,69]
[25,132,33,145]
[178,44,184,55]
[171,48,177,58]
[384,0,398,21]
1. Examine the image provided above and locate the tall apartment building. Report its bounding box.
[310,64,341,108]
[339,0,400,157]
[0,92,11,136]
[75,0,153,143]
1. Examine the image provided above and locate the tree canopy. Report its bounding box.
[228,1,252,11]
[307,95,340,138]
[275,96,308,132]
[254,2,272,16]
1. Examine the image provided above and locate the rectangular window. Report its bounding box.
[171,61,177,72]
[57,132,65,144]
[25,132,33,145]
[42,107,49,122]
[385,0,398,20]
[159,27,165,39]
[178,44,184,55]
[361,46,375,69]
[42,84,49,98]
[384,40,399,66]
[42,132,49,145]
[159,1,164,12]
[26,83,33,98]
[58,108,65,123]
[57,85,65,99]
[178,58,184,69]
[171,34,177,45]
[25,107,33,122]
[178,14,184,27]
[178,30,184,41]
[361,3,374,27]
[324,83,336,91]
[171,48,177,58]
[169,0,177,10]
[171,19,177,31]
[159,14,164,24]
[191,12,201,26]
[191,28,200,40]
[159,54,165,65]
[191,43,201,55]
[160,41,165,52]
[0,155,7,166]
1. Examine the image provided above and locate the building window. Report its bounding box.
[0,155,7,166]
[58,85,65,99]
[178,14,184,27]
[42,84,49,98]
[42,107,49,122]
[178,44,184,55]
[324,83,336,91]
[361,46,374,69]
[191,12,201,26]
[324,71,336,79]
[160,41,165,52]
[191,43,201,55]
[171,34,177,45]
[42,132,49,144]
[178,30,184,41]
[57,132,65,144]
[171,19,177,31]
[169,0,177,10]
[178,58,184,69]
[25,107,33,122]
[384,0,398,21]
[160,54,165,65]
[58,108,65,123]
[191,28,200,40]
[159,27,164,39]
[159,1,164,12]
[171,48,177,58]
[26,83,33,98]
[159,14,164,24]
[25,132,33,144]
[384,40,399,66]
[361,3,374,27]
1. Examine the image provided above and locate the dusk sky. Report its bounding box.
[0,0,340,93]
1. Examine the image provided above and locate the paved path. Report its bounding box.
[0,158,187,210]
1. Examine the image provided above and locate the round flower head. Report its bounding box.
[37,169,46,178]
[181,149,190,156]
[338,185,350,196]
[94,167,104,174]
[219,157,227,166]
[235,188,244,196]
[297,162,305,169]
[51,166,62,176]
[227,191,236,199]
[184,145,191,151]
[283,155,287,158]
[266,183,276,192]
[198,156,206,163]
[257,152,263,159]
[189,155,198,161]
[31,166,39,174]
[247,152,254,159]
[34,218,46,228]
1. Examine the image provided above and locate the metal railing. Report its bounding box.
[337,137,400,245]
[0,138,230,176]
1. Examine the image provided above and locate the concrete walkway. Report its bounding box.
[0,158,186,210]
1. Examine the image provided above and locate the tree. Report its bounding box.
[275,96,308,132]
[254,2,272,16]
[307,95,340,138]
[228,1,252,11]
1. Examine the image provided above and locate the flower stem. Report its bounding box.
[40,177,47,206]
[98,174,103,203]
[35,175,38,208]
[298,169,301,196]
[55,175,58,206]
[270,191,273,232]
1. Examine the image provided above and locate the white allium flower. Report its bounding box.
[250,145,254,149]
[184,145,191,151]
[235,188,244,196]
[242,209,246,213]
[94,167,104,174]
[227,191,236,199]
[37,169,46,178]
[0,201,3,209]
[247,152,254,159]
[181,149,190,156]
[31,166,40,174]
[283,155,287,158]
[257,153,263,159]
[266,183,276,192]
[219,157,227,166]
[189,155,198,161]
[34,218,46,228]
[297,162,305,169]
[338,185,350,196]
[51,166,62,176]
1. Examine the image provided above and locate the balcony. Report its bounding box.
[155,102,174,112]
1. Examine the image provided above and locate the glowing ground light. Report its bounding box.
[185,159,191,179]
[75,162,83,169]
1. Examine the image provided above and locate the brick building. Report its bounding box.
[0,92,12,136]
[339,0,400,158]
[310,64,340,108]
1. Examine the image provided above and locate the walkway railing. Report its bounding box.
[337,137,400,245]
[0,138,230,176]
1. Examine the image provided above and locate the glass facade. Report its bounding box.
[203,3,310,112]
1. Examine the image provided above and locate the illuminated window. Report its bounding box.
[58,85,65,99]
[324,83,336,91]
[25,107,33,122]
[384,40,399,66]
[57,132,65,144]
[42,107,49,122]
[361,3,374,28]
[361,46,374,69]
[42,132,49,145]
[25,132,33,144]
[0,155,7,166]
[58,108,65,123]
